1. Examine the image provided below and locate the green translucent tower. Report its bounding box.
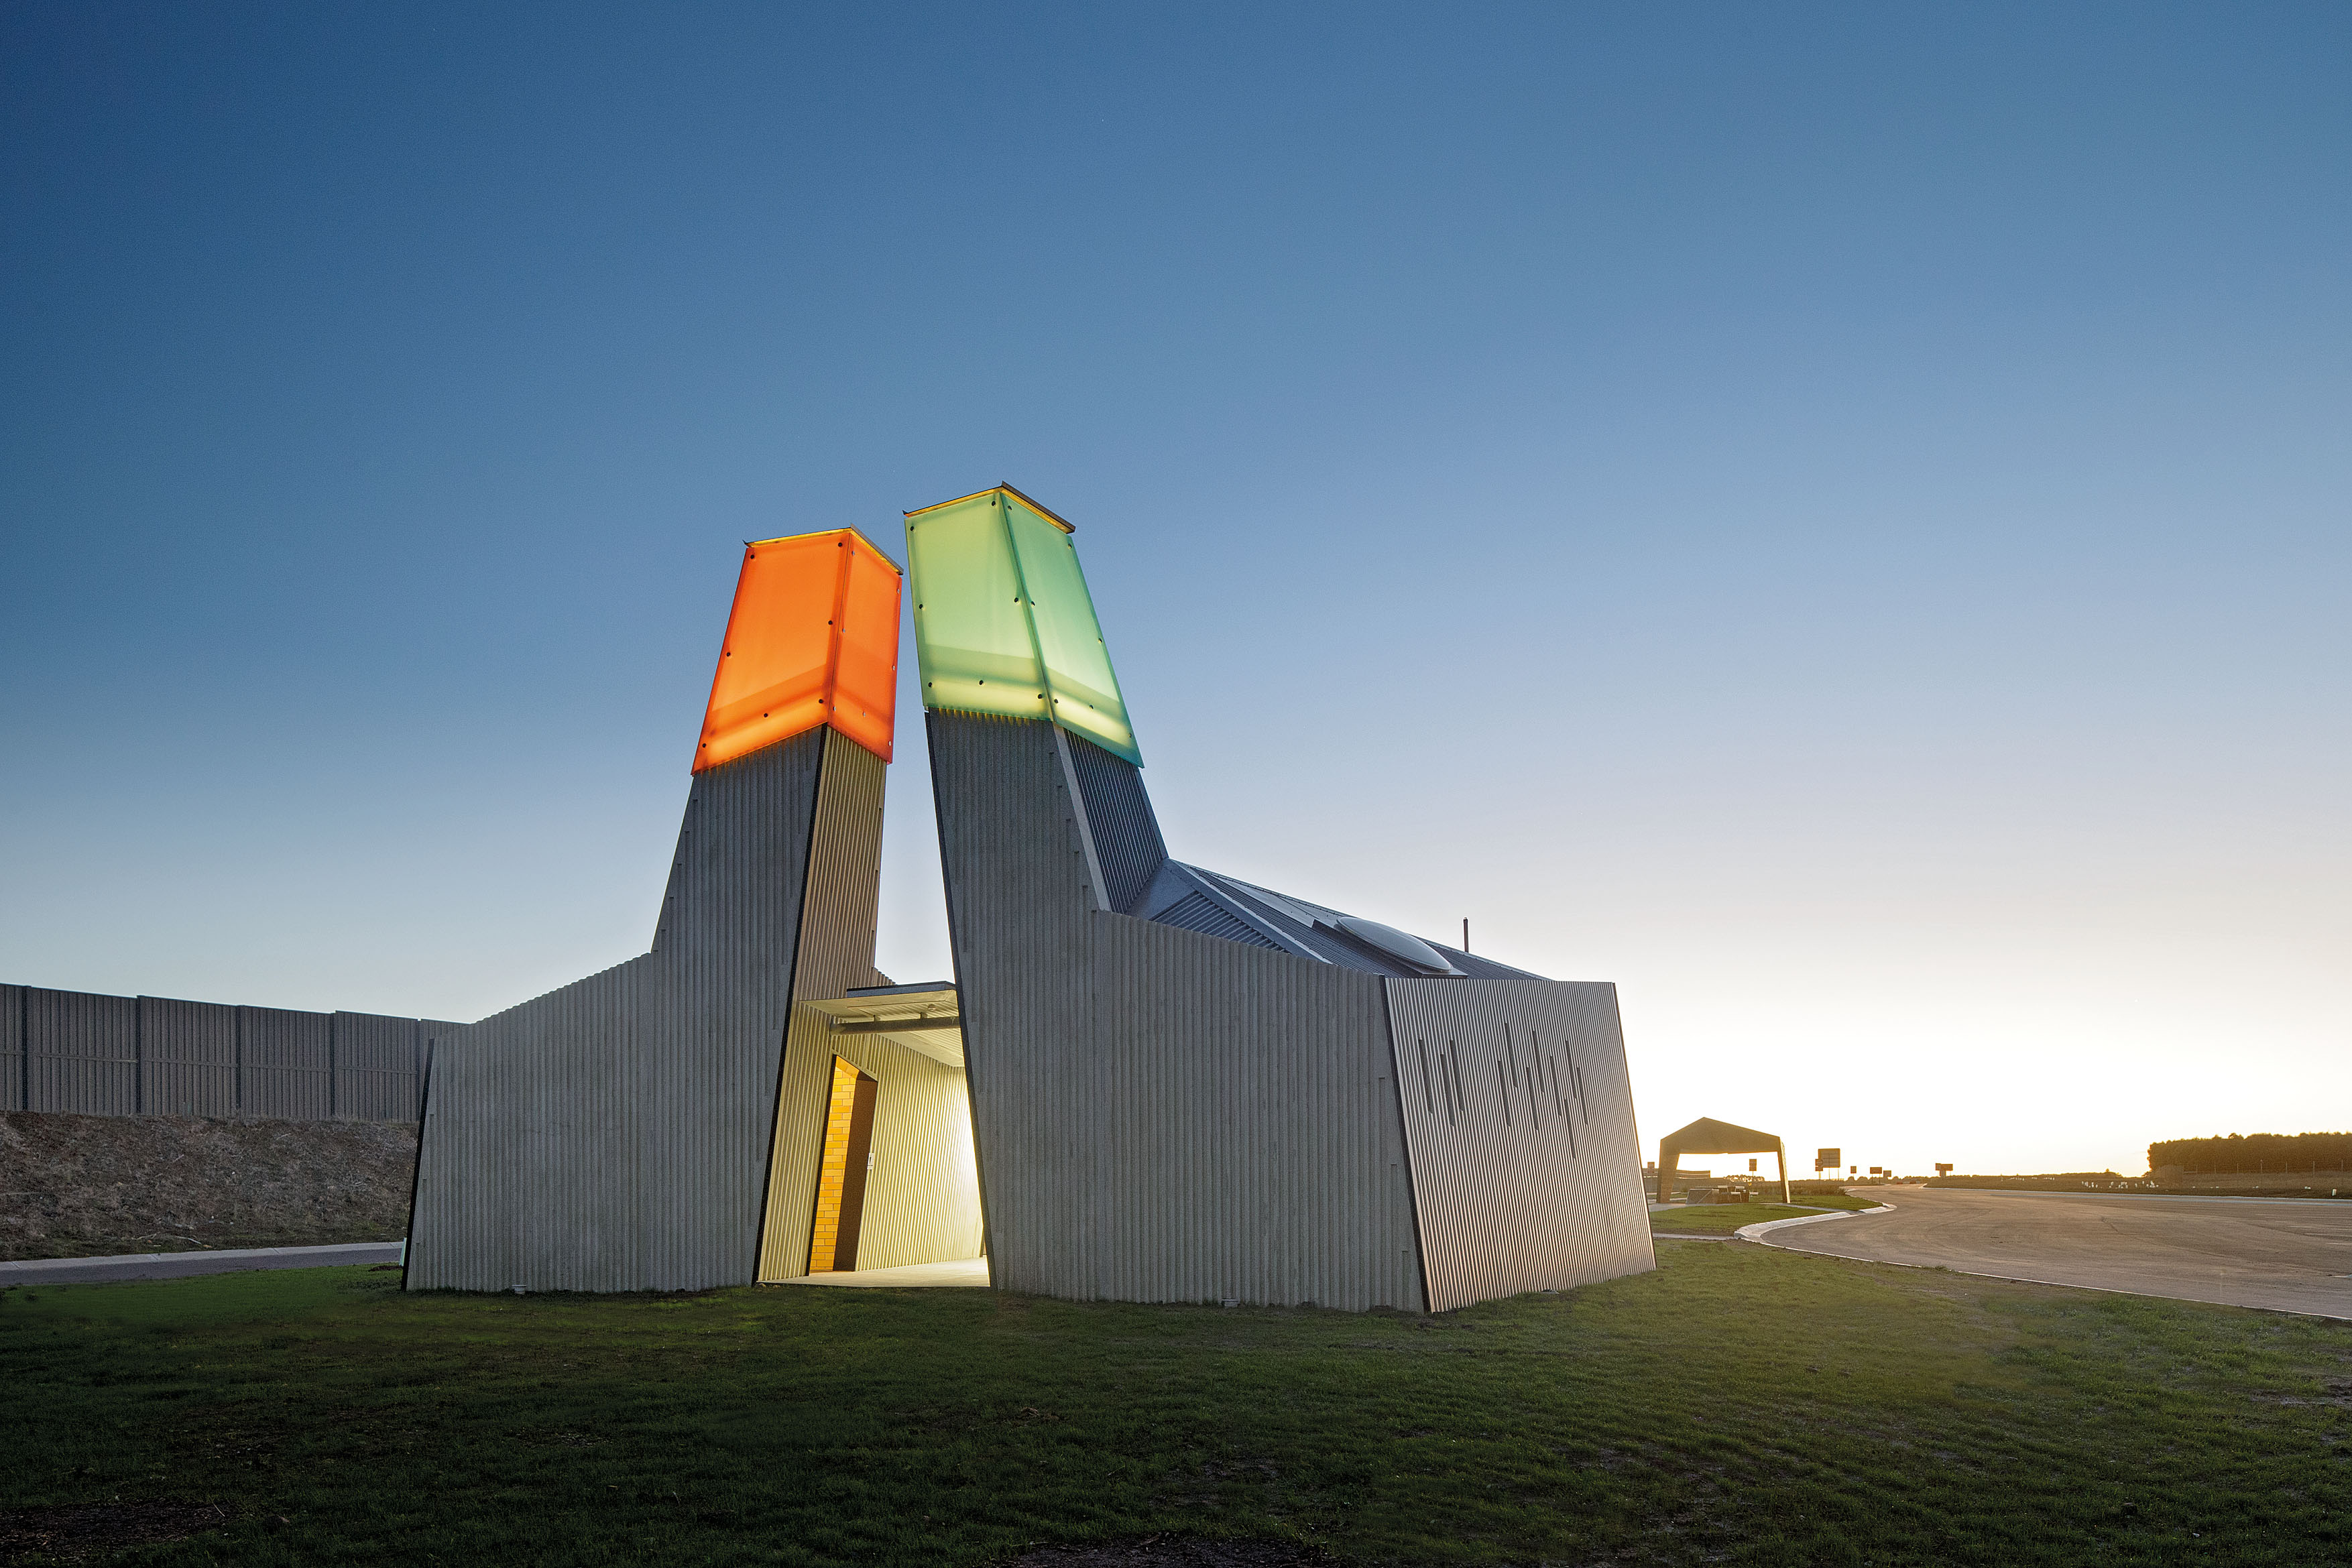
[902,485,1141,765]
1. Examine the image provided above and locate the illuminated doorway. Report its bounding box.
[809,1056,879,1272]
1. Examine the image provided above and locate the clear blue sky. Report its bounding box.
[5,3,2345,1177]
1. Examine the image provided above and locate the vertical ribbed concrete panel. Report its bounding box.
[25,987,139,1114]
[138,996,239,1117]
[1064,732,1167,914]
[758,731,984,1278]
[408,730,825,1293]
[3,985,442,1122]
[2,985,25,1112]
[239,1006,334,1120]
[333,1013,425,1120]
[1385,977,1653,1313]
[931,712,1423,1311]
[757,732,885,1277]
[2,987,23,1109]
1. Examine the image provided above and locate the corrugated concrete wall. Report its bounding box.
[1385,977,1653,1313]
[1,985,24,1113]
[0,985,438,1122]
[931,711,1425,1312]
[1064,730,1167,914]
[333,1012,423,1121]
[408,730,826,1293]
[241,1006,333,1121]
[756,733,984,1279]
[139,996,237,1117]
[26,989,138,1115]
[756,733,885,1278]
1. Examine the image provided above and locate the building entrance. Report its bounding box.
[809,1057,878,1272]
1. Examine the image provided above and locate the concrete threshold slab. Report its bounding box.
[776,1256,990,1289]
[0,1242,405,1285]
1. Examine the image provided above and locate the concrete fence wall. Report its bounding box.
[0,982,465,1122]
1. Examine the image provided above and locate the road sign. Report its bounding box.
[1934,1163,1953,1177]
[1816,1146,1840,1170]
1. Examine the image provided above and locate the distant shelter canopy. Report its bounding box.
[1657,1117,1789,1204]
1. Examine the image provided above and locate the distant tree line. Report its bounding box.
[2148,1132,2352,1174]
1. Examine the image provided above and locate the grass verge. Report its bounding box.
[3,1246,2347,1566]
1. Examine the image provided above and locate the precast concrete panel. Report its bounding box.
[138,996,239,1117]
[25,987,138,1115]
[1384,977,1653,1313]
[929,711,1424,1311]
[333,1012,425,1120]
[238,1006,334,1120]
[756,731,886,1278]
[407,731,826,1293]
[2,985,23,1111]
[1085,918,1423,1309]
[1063,731,1167,914]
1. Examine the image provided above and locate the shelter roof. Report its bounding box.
[1660,1117,1782,1152]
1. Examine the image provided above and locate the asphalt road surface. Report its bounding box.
[0,1242,404,1286]
[1757,1186,2352,1319]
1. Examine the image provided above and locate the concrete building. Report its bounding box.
[406,489,1654,1309]
[405,528,982,1293]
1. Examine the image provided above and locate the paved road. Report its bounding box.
[1757,1187,2352,1319]
[0,1242,404,1286]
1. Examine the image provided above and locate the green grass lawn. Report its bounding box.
[3,1245,2347,1567]
[1650,1194,1883,1236]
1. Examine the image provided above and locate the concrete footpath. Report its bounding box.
[0,1242,404,1286]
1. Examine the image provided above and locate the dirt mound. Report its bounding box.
[0,1111,417,1260]
[0,1502,233,1562]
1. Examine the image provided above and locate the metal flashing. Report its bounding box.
[903,483,1075,533]
[748,524,905,570]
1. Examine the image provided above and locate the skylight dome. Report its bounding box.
[1336,916,1464,976]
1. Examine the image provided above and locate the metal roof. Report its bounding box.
[1135,861,1544,982]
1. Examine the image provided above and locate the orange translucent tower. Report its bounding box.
[694,528,901,772]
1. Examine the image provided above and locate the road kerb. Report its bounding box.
[1736,1204,1895,1244]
